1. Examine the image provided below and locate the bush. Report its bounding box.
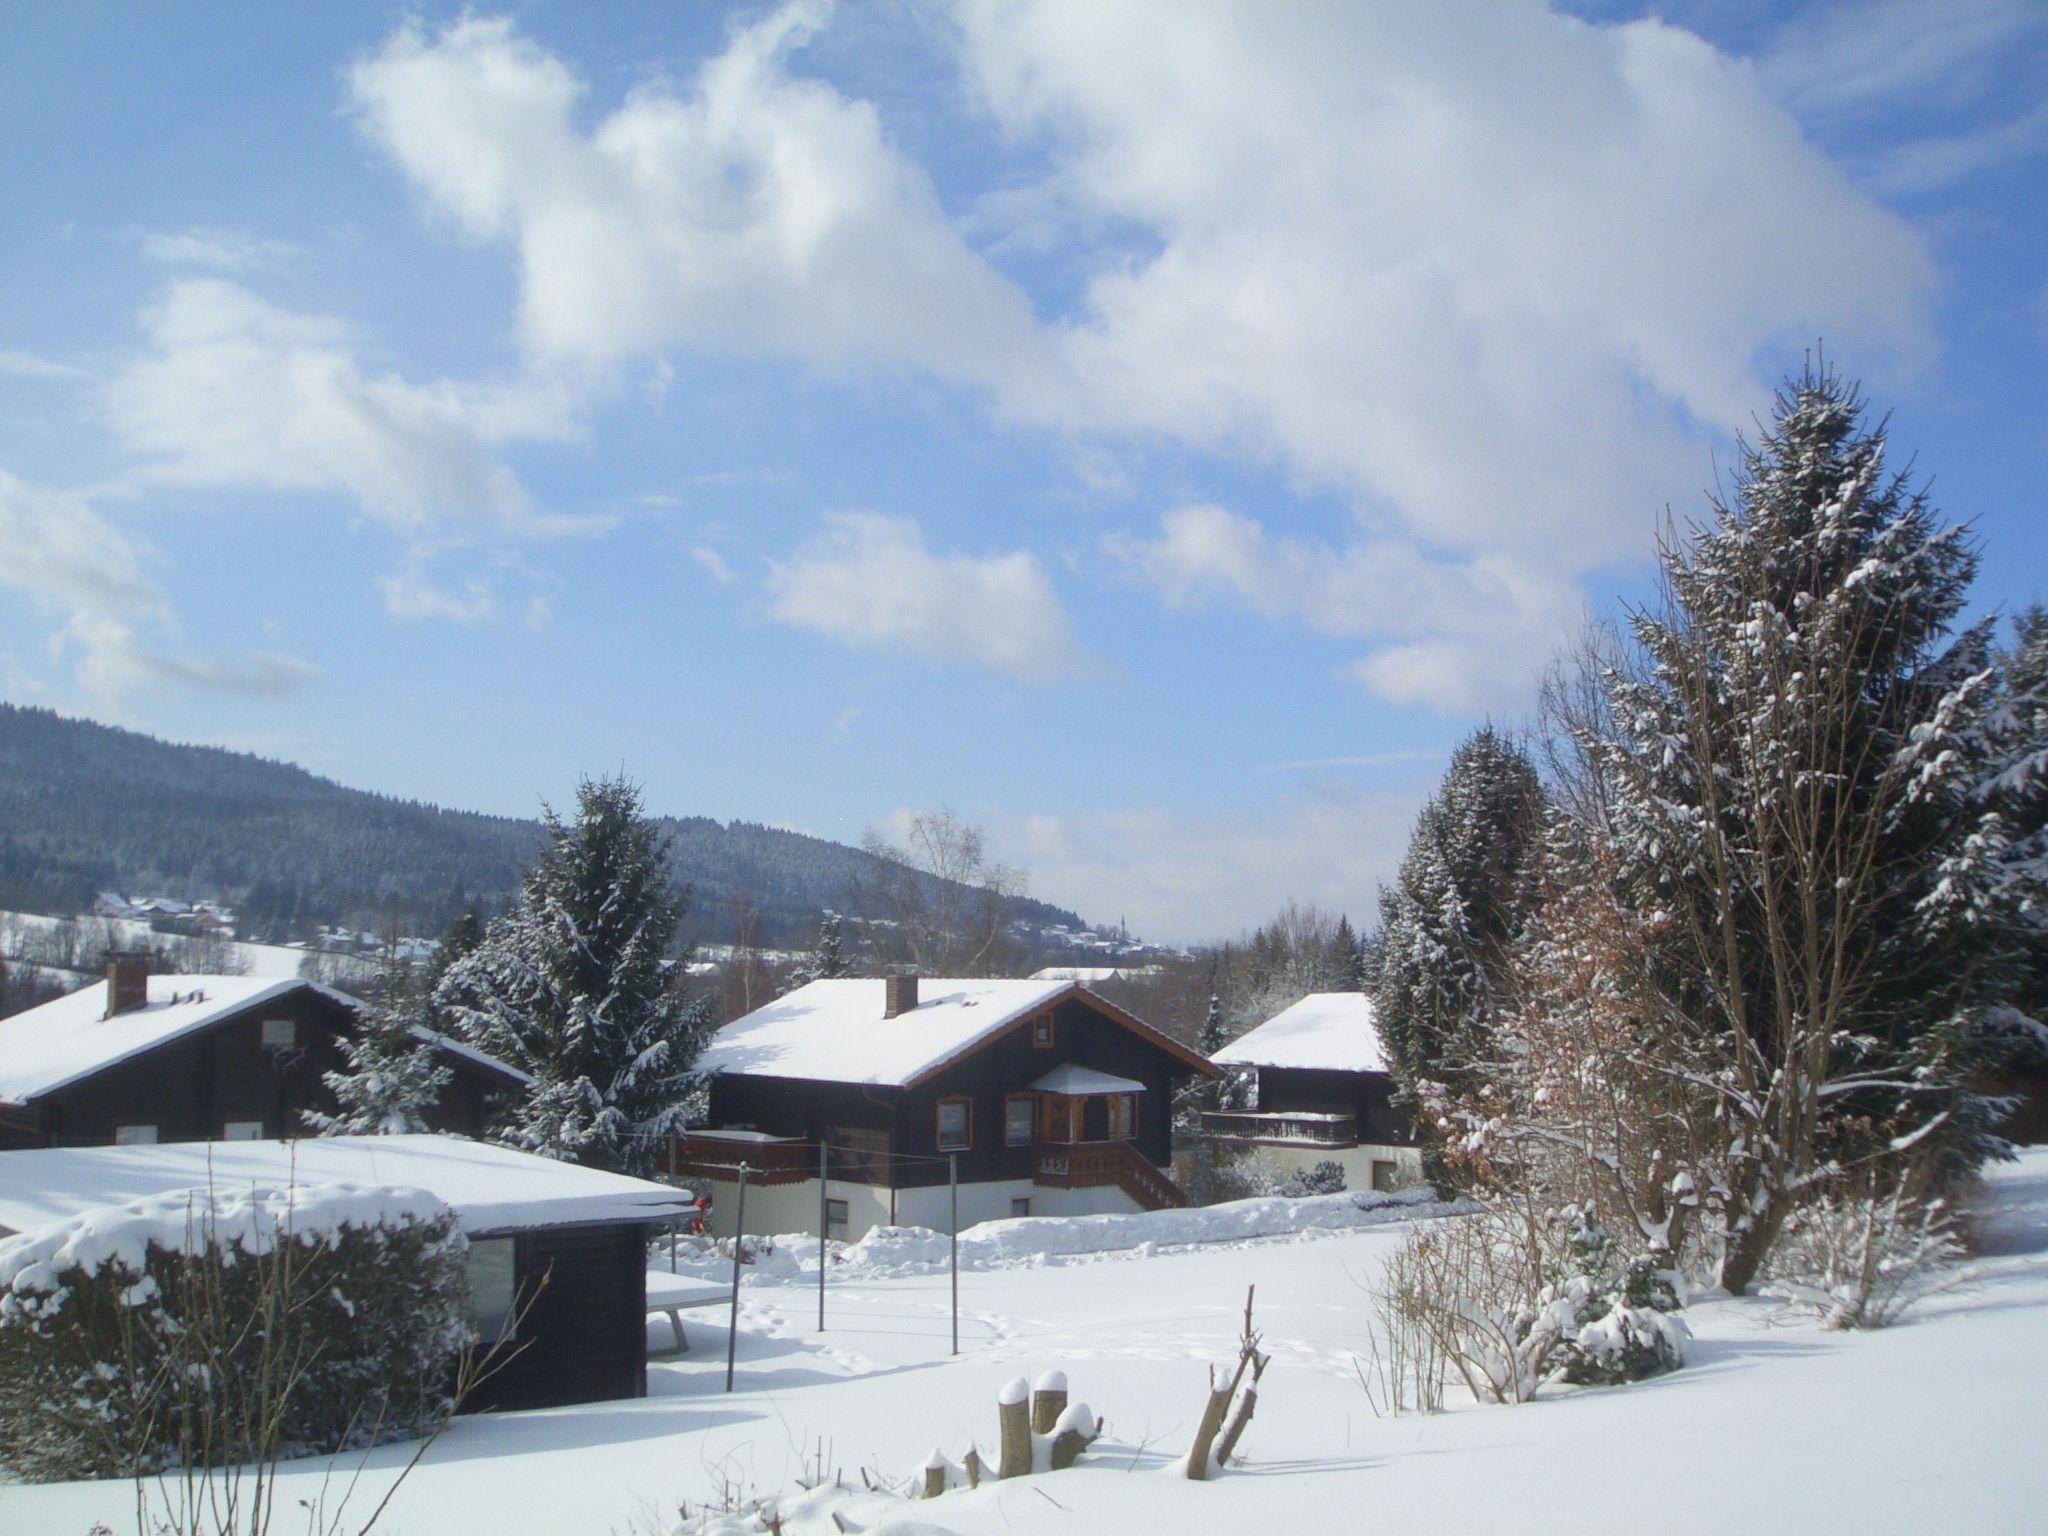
[1760,1168,1966,1330]
[0,1181,472,1483]
[1279,1160,1348,1198]
[1369,1205,1686,1406]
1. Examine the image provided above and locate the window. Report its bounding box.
[260,1017,296,1049]
[466,1238,518,1342]
[1108,1094,1138,1141]
[1031,1015,1055,1050]
[1010,1198,1031,1219]
[1004,1095,1035,1147]
[826,1198,849,1238]
[113,1123,158,1146]
[936,1097,972,1152]
[222,1120,265,1141]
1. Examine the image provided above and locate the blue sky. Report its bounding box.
[1,0,2042,940]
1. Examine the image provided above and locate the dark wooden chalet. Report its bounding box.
[1206,991,1423,1191]
[0,954,526,1150]
[676,973,1219,1238]
[0,1134,691,1412]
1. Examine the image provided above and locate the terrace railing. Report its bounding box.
[1200,1110,1360,1147]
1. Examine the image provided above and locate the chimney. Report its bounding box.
[883,970,920,1019]
[104,952,151,1018]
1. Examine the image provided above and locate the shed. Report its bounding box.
[0,1134,692,1411]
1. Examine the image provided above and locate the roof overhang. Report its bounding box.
[902,983,1220,1089]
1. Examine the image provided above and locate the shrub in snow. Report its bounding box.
[1371,1205,1687,1406]
[1549,1208,1687,1386]
[1760,1171,1967,1330]
[0,1182,470,1482]
[1279,1159,1347,1198]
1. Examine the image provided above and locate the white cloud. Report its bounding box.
[0,469,316,700]
[380,558,497,623]
[1108,502,1579,709]
[1007,785,1424,943]
[348,7,1049,388]
[0,349,93,383]
[954,0,1935,703]
[690,546,737,584]
[140,227,301,272]
[1758,0,2043,123]
[106,279,584,536]
[767,511,1087,681]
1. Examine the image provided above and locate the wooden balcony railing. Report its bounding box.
[673,1130,811,1185]
[1034,1139,1187,1210]
[1201,1110,1359,1147]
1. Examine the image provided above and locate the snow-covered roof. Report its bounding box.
[1028,1063,1146,1096]
[0,975,526,1105]
[697,977,1075,1087]
[1210,992,1389,1074]
[0,1134,691,1238]
[1029,966,1125,981]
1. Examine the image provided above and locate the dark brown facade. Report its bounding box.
[1253,1065,1417,1147]
[468,1221,652,1413]
[0,983,522,1151]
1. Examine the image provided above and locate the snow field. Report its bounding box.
[4,1155,2046,1534]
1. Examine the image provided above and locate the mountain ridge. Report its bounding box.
[0,703,1085,948]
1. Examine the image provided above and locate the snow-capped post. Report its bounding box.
[726,1162,749,1393]
[997,1376,1032,1478]
[817,1139,828,1332]
[962,1446,982,1488]
[1031,1370,1068,1434]
[921,1448,948,1500]
[949,1151,960,1356]
[1049,1402,1099,1471]
[1186,1286,1268,1480]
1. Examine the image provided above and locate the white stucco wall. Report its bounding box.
[1240,1142,1424,1192]
[698,1174,1146,1241]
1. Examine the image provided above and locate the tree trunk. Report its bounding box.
[1185,1381,1231,1481]
[1031,1373,1068,1435]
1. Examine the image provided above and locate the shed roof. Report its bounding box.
[1210,992,1389,1074]
[0,975,526,1106]
[697,977,1217,1088]
[0,1134,690,1237]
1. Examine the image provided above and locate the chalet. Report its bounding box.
[1206,992,1423,1192]
[0,954,527,1150]
[0,1134,691,1411]
[676,973,1219,1240]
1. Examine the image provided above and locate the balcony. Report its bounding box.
[1034,1139,1186,1210]
[1201,1110,1359,1147]
[672,1129,812,1185]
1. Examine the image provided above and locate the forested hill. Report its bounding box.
[0,705,1084,946]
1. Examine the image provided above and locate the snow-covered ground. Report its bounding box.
[6,1155,2047,1534]
[0,908,374,985]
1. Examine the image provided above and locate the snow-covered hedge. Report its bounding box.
[0,1182,471,1482]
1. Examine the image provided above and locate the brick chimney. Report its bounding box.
[883,970,920,1019]
[104,952,151,1018]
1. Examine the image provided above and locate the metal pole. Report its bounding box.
[949,1151,959,1357]
[668,1138,679,1272]
[817,1139,829,1333]
[726,1163,749,1393]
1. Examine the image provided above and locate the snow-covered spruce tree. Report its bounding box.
[1982,608,2048,1035]
[1374,727,1545,1110]
[435,775,708,1175]
[1595,365,2021,1294]
[779,911,853,996]
[305,965,452,1136]
[1330,914,1368,992]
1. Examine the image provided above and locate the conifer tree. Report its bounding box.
[435,775,708,1175]
[1594,365,2019,1291]
[1374,727,1545,1107]
[307,969,452,1136]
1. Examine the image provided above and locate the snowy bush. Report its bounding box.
[1371,1205,1686,1406]
[1760,1171,1967,1330]
[1279,1160,1348,1198]
[1549,1209,1687,1386]
[0,1182,471,1482]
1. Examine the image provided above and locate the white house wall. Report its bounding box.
[1239,1142,1425,1193]
[703,1175,1145,1242]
